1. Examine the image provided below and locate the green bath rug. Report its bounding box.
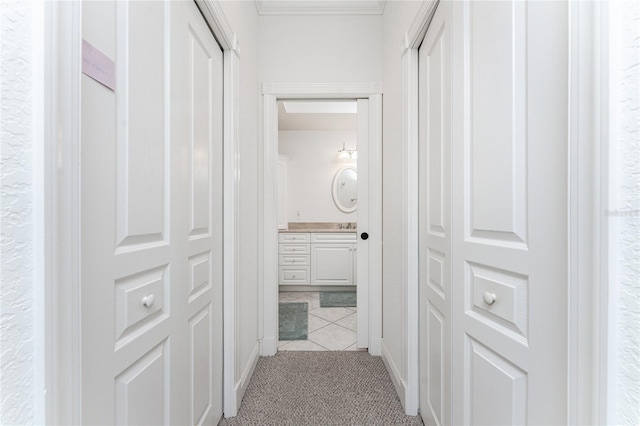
[279,302,308,341]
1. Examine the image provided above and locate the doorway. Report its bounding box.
[276,99,361,351]
[260,84,382,357]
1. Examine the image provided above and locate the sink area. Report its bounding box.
[281,222,357,233]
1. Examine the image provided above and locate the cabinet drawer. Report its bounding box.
[279,233,310,243]
[311,232,357,243]
[278,244,310,255]
[279,254,310,266]
[279,266,310,285]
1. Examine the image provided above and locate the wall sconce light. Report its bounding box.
[337,142,357,160]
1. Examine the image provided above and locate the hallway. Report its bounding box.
[218,352,423,426]
[3,0,635,424]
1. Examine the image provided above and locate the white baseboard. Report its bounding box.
[235,342,260,409]
[261,337,277,356]
[381,340,407,410]
[369,336,383,356]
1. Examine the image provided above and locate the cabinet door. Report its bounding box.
[311,244,354,285]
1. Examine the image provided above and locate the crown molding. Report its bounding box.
[255,0,387,16]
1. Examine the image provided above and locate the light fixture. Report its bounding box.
[338,142,357,160]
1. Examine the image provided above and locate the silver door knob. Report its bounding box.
[482,291,496,305]
[142,294,155,308]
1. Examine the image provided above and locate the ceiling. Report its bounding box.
[255,0,387,15]
[278,100,357,131]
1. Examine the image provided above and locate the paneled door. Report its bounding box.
[418,2,451,425]
[80,1,223,424]
[449,1,568,424]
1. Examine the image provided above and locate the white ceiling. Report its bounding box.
[255,0,387,16]
[278,101,357,131]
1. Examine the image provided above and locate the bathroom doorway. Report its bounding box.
[276,99,361,351]
[260,84,382,356]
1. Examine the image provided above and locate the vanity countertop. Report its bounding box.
[279,222,356,233]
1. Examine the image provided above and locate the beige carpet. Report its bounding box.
[218,351,424,426]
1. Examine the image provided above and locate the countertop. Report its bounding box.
[278,222,356,233]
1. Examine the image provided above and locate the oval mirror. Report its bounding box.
[332,167,357,213]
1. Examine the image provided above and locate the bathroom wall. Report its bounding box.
[279,130,357,224]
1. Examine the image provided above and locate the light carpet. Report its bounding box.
[218,351,423,426]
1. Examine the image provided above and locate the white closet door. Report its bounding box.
[450,1,568,424]
[80,1,223,424]
[418,2,452,425]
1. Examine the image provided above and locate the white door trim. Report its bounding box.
[45,2,82,423]
[568,1,609,424]
[46,0,240,422]
[260,83,383,357]
[400,0,439,416]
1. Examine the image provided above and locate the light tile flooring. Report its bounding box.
[278,291,365,352]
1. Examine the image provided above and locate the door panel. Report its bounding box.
[356,98,369,347]
[115,341,168,426]
[81,1,223,424]
[115,1,168,250]
[468,0,527,245]
[419,3,451,425]
[466,336,527,426]
[451,1,568,424]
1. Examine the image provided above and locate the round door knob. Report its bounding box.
[483,291,496,305]
[142,294,155,308]
[361,232,369,240]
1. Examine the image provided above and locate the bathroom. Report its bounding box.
[276,99,363,351]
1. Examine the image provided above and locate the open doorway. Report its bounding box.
[276,100,361,351]
[260,84,382,357]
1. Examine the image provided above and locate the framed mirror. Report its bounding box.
[332,166,357,213]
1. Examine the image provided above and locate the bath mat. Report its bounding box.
[320,291,357,307]
[279,302,308,341]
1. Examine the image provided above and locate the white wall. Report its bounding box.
[219,0,261,411]
[259,14,382,83]
[380,0,423,403]
[279,130,357,224]
[607,1,640,424]
[0,1,45,424]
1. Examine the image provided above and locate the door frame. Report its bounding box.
[400,0,440,416]
[260,83,383,357]
[45,1,240,422]
[402,0,606,422]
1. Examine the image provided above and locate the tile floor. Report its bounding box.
[278,291,365,352]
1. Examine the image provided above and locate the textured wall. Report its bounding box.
[0,2,36,424]
[610,1,640,424]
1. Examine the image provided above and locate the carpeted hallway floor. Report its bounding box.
[218,351,424,426]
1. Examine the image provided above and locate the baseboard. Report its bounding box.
[235,342,260,409]
[261,337,277,356]
[369,337,382,356]
[381,340,407,410]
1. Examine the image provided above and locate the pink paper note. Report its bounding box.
[82,40,115,91]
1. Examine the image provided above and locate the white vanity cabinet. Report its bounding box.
[310,233,357,286]
[278,232,357,286]
[278,233,310,285]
